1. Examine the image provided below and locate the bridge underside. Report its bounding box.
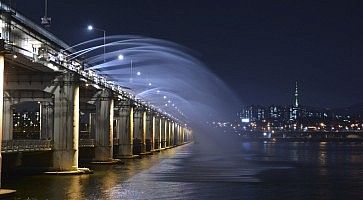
[0,54,192,176]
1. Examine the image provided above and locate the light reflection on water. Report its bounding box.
[5,140,363,199]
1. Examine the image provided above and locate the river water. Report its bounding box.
[4,134,363,200]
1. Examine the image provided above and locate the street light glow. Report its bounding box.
[87,25,93,30]
[118,54,124,60]
[136,71,141,76]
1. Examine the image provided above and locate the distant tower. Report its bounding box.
[41,0,51,28]
[291,81,299,120]
[294,81,299,108]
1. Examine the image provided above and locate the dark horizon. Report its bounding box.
[12,0,361,108]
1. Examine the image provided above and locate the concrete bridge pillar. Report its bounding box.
[40,102,53,140]
[2,95,13,140]
[164,119,168,148]
[94,90,114,161]
[177,124,181,145]
[173,122,178,146]
[89,113,96,139]
[142,111,147,153]
[170,122,175,147]
[154,116,160,150]
[186,128,190,143]
[0,55,5,187]
[165,119,169,147]
[145,113,154,152]
[160,118,166,149]
[52,72,79,171]
[117,105,133,157]
[185,129,189,143]
[164,119,168,147]
[174,124,178,145]
[113,117,119,141]
[167,120,172,147]
[133,109,146,155]
[182,127,185,143]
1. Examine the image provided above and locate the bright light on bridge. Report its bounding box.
[118,54,124,60]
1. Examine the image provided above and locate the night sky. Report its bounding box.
[12,0,362,108]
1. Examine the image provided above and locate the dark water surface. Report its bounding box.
[4,136,363,199]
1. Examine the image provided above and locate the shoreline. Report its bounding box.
[241,137,363,142]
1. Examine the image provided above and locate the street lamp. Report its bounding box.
[118,54,124,60]
[87,25,106,63]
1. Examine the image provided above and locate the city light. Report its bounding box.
[118,54,124,60]
[87,25,93,30]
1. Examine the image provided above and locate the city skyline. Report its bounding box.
[241,81,363,111]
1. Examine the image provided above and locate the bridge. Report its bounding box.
[0,4,192,187]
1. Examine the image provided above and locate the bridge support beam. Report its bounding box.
[40,102,53,140]
[182,127,186,143]
[133,109,146,155]
[117,105,134,157]
[52,73,80,171]
[171,122,175,147]
[154,116,160,150]
[160,118,166,149]
[167,121,172,147]
[145,113,154,152]
[176,124,181,145]
[94,90,114,161]
[164,119,169,148]
[89,113,96,139]
[2,96,13,140]
[0,55,4,187]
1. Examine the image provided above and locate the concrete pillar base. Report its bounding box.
[44,167,93,175]
[139,152,153,156]
[52,150,79,171]
[0,189,16,198]
[90,159,123,165]
[116,155,140,159]
[118,144,133,157]
[94,146,113,162]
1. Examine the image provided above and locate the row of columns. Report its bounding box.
[50,73,190,170]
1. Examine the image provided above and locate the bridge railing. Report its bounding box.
[79,139,95,147]
[1,140,52,153]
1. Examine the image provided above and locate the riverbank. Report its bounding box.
[241,137,363,142]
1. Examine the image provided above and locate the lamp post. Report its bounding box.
[118,54,141,84]
[130,59,133,83]
[118,54,132,83]
[87,25,106,63]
